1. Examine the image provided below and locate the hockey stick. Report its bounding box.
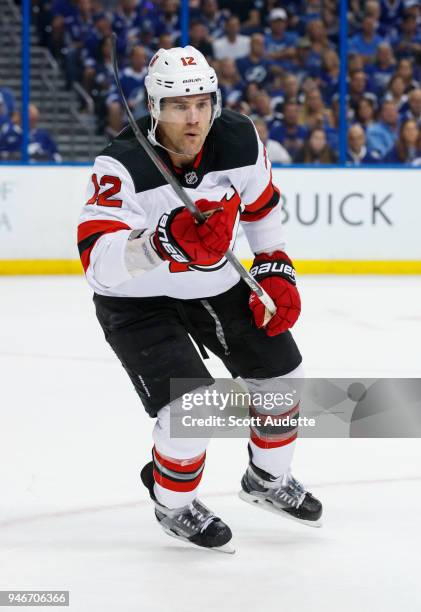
[110,34,275,321]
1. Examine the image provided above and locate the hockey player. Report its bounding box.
[78,45,322,552]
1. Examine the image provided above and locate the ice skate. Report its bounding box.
[141,462,235,553]
[239,462,322,527]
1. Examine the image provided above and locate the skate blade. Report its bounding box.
[161,525,236,554]
[238,490,322,528]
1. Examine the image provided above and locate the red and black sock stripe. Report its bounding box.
[249,402,300,449]
[152,447,206,493]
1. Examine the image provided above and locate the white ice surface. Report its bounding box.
[0,276,420,612]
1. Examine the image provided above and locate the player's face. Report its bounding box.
[158,94,213,157]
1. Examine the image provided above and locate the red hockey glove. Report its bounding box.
[249,251,301,336]
[153,199,232,266]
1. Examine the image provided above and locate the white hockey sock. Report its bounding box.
[152,400,210,509]
[244,363,304,479]
[248,438,296,479]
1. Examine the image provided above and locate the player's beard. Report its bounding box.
[156,123,209,161]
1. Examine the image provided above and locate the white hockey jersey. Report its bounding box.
[78,109,285,299]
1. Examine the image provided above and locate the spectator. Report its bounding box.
[366,99,400,156]
[88,37,116,130]
[0,118,21,160]
[28,104,62,162]
[50,0,79,58]
[282,73,300,102]
[390,13,421,59]
[236,33,272,85]
[0,105,58,163]
[291,37,314,82]
[112,0,143,47]
[269,100,308,159]
[300,74,320,100]
[155,0,181,40]
[299,86,334,130]
[294,127,338,163]
[197,0,229,40]
[106,45,149,136]
[241,81,261,114]
[217,58,245,108]
[62,0,99,85]
[348,69,374,113]
[240,9,262,36]
[319,49,340,104]
[213,15,250,60]
[137,22,157,54]
[354,94,377,129]
[384,74,409,112]
[348,0,363,36]
[365,43,396,95]
[297,0,323,33]
[251,91,276,124]
[321,3,339,46]
[365,0,382,29]
[266,74,285,109]
[156,33,174,50]
[347,123,380,164]
[264,8,298,64]
[82,13,116,68]
[379,0,404,38]
[307,20,331,70]
[402,88,421,126]
[269,73,300,110]
[396,57,420,92]
[81,15,116,94]
[382,118,420,161]
[348,52,365,74]
[0,88,16,127]
[402,0,421,26]
[182,21,213,60]
[306,20,332,75]
[253,117,291,163]
[349,15,385,62]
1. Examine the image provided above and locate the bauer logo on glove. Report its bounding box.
[250,261,296,285]
[152,199,233,266]
[249,251,301,337]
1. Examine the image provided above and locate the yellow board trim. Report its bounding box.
[242,260,421,274]
[0,259,421,275]
[0,260,83,275]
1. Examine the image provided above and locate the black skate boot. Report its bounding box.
[239,461,322,527]
[141,462,234,553]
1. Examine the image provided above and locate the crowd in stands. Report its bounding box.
[2,0,421,163]
[0,91,62,162]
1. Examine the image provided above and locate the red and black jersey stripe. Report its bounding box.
[241,175,280,223]
[77,220,131,272]
[152,446,206,493]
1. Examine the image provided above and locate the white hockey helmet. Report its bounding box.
[144,45,221,146]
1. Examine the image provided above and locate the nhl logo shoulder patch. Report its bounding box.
[184,171,198,185]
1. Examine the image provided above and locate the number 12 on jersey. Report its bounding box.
[87,173,123,208]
